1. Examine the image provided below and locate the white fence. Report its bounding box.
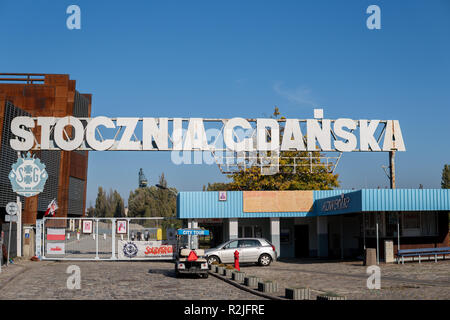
[37,217,178,261]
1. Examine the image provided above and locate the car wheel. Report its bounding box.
[207,255,220,265]
[258,254,272,266]
[202,273,209,279]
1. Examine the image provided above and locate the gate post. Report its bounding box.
[127,218,130,241]
[95,219,99,260]
[42,218,46,260]
[111,219,116,260]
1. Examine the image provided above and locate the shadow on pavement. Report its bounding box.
[147,268,176,277]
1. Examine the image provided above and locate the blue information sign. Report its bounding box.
[177,229,210,236]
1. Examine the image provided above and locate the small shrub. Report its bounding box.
[211,261,219,265]
[225,265,234,270]
[218,264,226,267]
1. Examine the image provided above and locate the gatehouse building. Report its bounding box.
[177,189,450,260]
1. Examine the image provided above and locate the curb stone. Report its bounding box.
[209,271,287,301]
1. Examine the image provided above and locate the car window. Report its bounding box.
[238,240,261,248]
[223,240,239,249]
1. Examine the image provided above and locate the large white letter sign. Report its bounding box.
[10,116,35,151]
[183,118,209,150]
[54,116,84,151]
[257,119,279,151]
[382,120,405,151]
[143,118,168,150]
[306,119,331,151]
[360,120,381,151]
[224,118,253,152]
[37,117,55,150]
[116,118,140,150]
[172,118,183,151]
[280,119,305,151]
[8,115,407,154]
[86,116,116,151]
[334,118,357,152]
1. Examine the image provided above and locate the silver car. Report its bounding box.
[205,238,277,266]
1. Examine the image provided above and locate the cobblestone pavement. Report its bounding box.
[238,258,450,300]
[0,259,263,300]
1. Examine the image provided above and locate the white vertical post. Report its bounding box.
[16,196,22,257]
[111,219,116,260]
[7,221,12,265]
[42,218,46,259]
[35,219,42,258]
[95,219,99,260]
[16,153,22,258]
[127,218,130,241]
[228,219,238,240]
[191,220,198,249]
[270,218,280,258]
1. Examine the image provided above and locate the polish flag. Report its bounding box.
[44,199,58,217]
[47,228,66,241]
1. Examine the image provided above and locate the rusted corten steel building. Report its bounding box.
[0,73,91,224]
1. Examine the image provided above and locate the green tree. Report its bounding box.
[206,182,232,191]
[94,187,108,217]
[442,164,450,189]
[86,205,95,217]
[206,107,340,191]
[94,187,125,217]
[113,190,125,218]
[128,172,177,218]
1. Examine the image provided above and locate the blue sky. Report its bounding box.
[1,1,449,206]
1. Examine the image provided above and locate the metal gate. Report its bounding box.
[39,217,178,261]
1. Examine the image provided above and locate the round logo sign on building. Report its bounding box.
[9,152,48,197]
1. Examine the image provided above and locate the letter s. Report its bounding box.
[10,116,35,151]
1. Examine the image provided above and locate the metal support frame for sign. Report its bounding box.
[15,117,403,176]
